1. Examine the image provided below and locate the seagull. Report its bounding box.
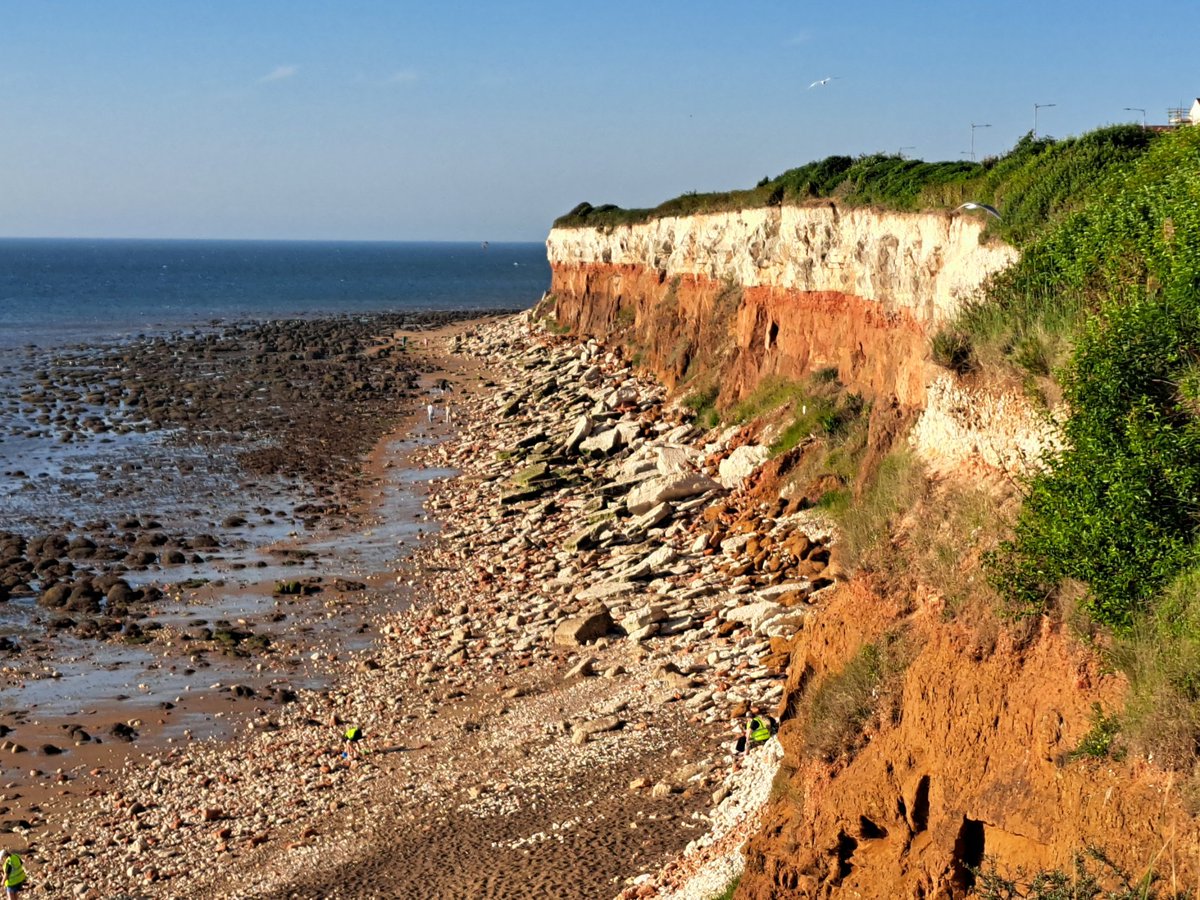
[808,76,837,89]
[954,201,1002,221]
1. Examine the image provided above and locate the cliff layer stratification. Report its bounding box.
[547,203,1197,898]
[547,205,1015,408]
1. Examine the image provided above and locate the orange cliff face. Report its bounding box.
[546,204,1016,409]
[545,205,1198,897]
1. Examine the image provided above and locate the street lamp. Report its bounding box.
[1034,103,1056,137]
[1124,106,1147,128]
[970,123,992,162]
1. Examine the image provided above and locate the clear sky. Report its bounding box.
[2,0,1197,241]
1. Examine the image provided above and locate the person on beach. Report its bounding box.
[736,710,777,754]
[343,724,365,759]
[1,849,26,896]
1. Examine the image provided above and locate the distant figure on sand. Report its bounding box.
[427,403,435,423]
[343,725,365,759]
[1,849,26,896]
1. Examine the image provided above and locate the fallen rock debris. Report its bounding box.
[34,312,841,898]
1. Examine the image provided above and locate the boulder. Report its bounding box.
[718,444,772,488]
[724,600,785,633]
[621,546,678,581]
[654,446,695,477]
[571,715,624,743]
[629,502,673,533]
[626,474,721,516]
[564,656,596,679]
[620,604,669,633]
[563,415,593,454]
[579,428,623,456]
[575,581,637,603]
[553,605,614,646]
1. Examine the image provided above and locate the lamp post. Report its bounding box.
[1124,106,1146,128]
[1034,103,1056,137]
[970,123,992,162]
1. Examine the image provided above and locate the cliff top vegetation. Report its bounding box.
[554,125,1156,247]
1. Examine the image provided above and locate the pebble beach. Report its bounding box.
[5,311,840,898]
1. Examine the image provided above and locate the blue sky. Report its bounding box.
[1,0,1197,241]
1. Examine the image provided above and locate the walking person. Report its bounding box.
[1,849,26,897]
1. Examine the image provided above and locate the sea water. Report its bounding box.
[0,239,549,725]
[0,238,548,348]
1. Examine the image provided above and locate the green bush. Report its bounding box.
[554,127,1155,251]
[1066,703,1124,762]
[994,290,1200,628]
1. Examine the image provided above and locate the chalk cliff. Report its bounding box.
[547,205,1015,409]
[547,203,1194,897]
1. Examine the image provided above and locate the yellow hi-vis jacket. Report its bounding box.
[4,852,26,888]
[749,716,774,743]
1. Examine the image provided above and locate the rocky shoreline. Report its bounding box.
[24,311,840,898]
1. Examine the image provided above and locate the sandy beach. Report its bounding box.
[2,311,838,898]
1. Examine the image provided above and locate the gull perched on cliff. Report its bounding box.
[954,201,1002,221]
[808,76,837,89]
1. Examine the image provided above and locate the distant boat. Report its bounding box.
[481,241,489,250]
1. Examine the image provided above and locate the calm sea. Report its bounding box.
[0,239,549,348]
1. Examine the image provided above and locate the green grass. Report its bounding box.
[802,633,910,762]
[1110,564,1200,769]
[554,127,1154,251]
[727,377,810,425]
[829,450,926,570]
[682,384,721,429]
[975,847,1163,899]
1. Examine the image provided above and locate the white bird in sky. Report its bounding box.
[954,201,1002,221]
[808,76,837,89]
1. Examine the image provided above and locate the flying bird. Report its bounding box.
[954,202,1002,221]
[808,76,837,89]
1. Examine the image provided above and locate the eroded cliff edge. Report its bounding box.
[546,204,1197,898]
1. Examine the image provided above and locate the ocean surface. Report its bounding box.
[0,238,549,348]
[0,239,548,728]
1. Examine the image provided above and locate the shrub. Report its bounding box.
[930,328,976,374]
[1066,703,1124,762]
[994,290,1200,628]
